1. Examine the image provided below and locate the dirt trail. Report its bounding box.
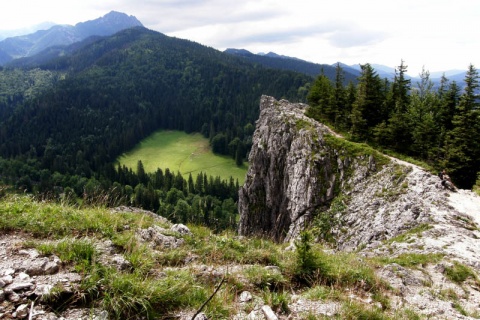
[387,156,423,173]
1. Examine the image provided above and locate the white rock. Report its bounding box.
[93,310,109,320]
[16,304,29,318]
[34,284,53,297]
[261,305,278,320]
[10,281,34,291]
[171,223,192,235]
[2,275,13,285]
[18,272,30,280]
[239,291,253,303]
[4,268,15,276]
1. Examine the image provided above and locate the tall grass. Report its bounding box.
[0,194,157,238]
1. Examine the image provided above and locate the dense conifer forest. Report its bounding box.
[307,62,479,189]
[0,27,312,229]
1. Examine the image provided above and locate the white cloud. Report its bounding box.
[0,0,478,75]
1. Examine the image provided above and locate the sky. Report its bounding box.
[0,0,478,76]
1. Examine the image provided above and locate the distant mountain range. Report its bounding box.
[225,49,467,87]
[0,11,142,65]
[224,48,359,84]
[345,63,467,84]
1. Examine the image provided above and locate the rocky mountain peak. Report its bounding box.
[0,11,143,64]
[74,11,143,37]
[238,95,347,242]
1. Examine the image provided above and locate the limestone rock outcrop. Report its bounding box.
[238,95,380,242]
[238,95,480,255]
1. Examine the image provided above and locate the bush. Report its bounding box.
[293,231,329,285]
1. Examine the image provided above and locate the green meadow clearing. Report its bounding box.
[117,131,248,184]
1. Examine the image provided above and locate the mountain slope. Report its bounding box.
[225,48,358,83]
[0,11,142,65]
[0,27,312,177]
[0,22,57,40]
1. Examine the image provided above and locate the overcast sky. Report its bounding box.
[0,0,478,76]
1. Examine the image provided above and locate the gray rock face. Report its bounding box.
[239,96,338,241]
[238,95,377,242]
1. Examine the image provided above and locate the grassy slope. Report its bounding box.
[0,194,392,319]
[116,131,248,184]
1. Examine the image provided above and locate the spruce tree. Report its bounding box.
[333,63,347,129]
[409,68,440,159]
[350,64,383,141]
[307,72,334,123]
[444,64,479,188]
[386,60,412,153]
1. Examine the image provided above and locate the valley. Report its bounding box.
[117,130,248,184]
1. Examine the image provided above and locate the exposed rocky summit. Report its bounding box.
[239,96,480,251]
[238,95,346,242]
[239,95,382,242]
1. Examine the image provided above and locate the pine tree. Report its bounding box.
[409,68,440,159]
[386,60,412,153]
[444,64,479,188]
[350,64,383,141]
[307,72,334,123]
[333,63,348,129]
[188,173,195,194]
[136,160,148,185]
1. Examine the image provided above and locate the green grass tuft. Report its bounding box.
[0,194,157,238]
[376,252,444,268]
[445,261,478,284]
[385,223,433,244]
[244,265,287,290]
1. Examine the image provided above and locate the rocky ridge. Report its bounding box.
[239,95,382,242]
[239,95,480,318]
[238,95,345,242]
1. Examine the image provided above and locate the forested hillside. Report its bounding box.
[0,26,312,228]
[0,27,312,166]
[307,61,480,188]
